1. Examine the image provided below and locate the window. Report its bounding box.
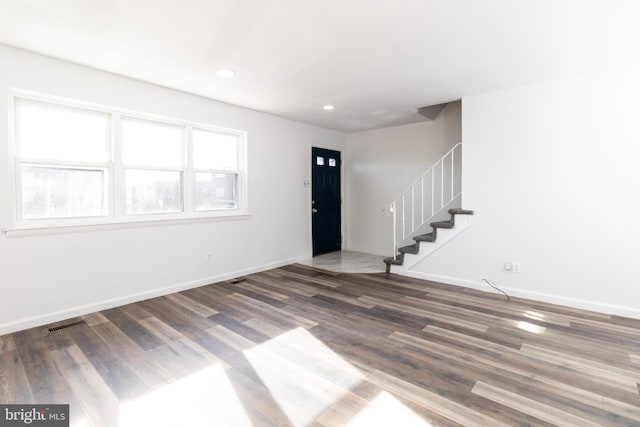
[21,165,108,219]
[12,94,247,228]
[125,169,183,214]
[193,129,239,210]
[122,117,185,215]
[15,99,110,220]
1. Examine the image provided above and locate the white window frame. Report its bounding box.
[119,115,187,218]
[13,97,113,225]
[191,126,243,213]
[6,90,249,235]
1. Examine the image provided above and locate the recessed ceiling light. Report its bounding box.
[323,105,335,111]
[216,68,235,78]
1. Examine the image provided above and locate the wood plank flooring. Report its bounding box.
[2,264,640,426]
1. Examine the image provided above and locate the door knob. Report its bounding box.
[312,208,318,213]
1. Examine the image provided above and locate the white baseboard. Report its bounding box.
[399,270,640,320]
[0,255,309,336]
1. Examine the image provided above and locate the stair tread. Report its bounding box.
[398,244,419,254]
[383,255,404,265]
[449,208,474,215]
[431,220,454,229]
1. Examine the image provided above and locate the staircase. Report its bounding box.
[384,208,473,273]
[383,142,473,273]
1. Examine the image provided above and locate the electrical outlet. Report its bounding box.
[206,252,212,262]
[512,262,521,273]
[504,262,512,271]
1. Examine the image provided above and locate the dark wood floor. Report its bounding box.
[2,264,640,426]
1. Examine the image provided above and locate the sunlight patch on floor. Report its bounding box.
[524,310,545,321]
[119,364,252,427]
[244,327,364,427]
[517,321,546,334]
[345,391,433,427]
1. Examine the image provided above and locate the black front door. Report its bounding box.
[312,147,341,256]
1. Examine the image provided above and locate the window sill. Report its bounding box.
[2,212,251,238]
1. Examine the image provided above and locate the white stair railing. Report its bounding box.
[390,143,462,256]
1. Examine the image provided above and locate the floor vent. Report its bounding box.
[46,320,87,334]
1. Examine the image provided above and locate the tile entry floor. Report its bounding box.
[298,250,386,273]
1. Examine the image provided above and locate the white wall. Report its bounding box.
[0,45,345,334]
[345,102,461,256]
[409,65,640,318]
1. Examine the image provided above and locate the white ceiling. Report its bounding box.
[1,0,639,132]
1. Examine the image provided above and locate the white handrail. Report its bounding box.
[389,142,462,257]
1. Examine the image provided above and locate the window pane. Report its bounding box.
[195,172,237,210]
[329,158,336,167]
[126,169,182,214]
[316,156,324,166]
[21,165,107,219]
[122,118,184,167]
[193,129,238,170]
[17,100,109,163]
